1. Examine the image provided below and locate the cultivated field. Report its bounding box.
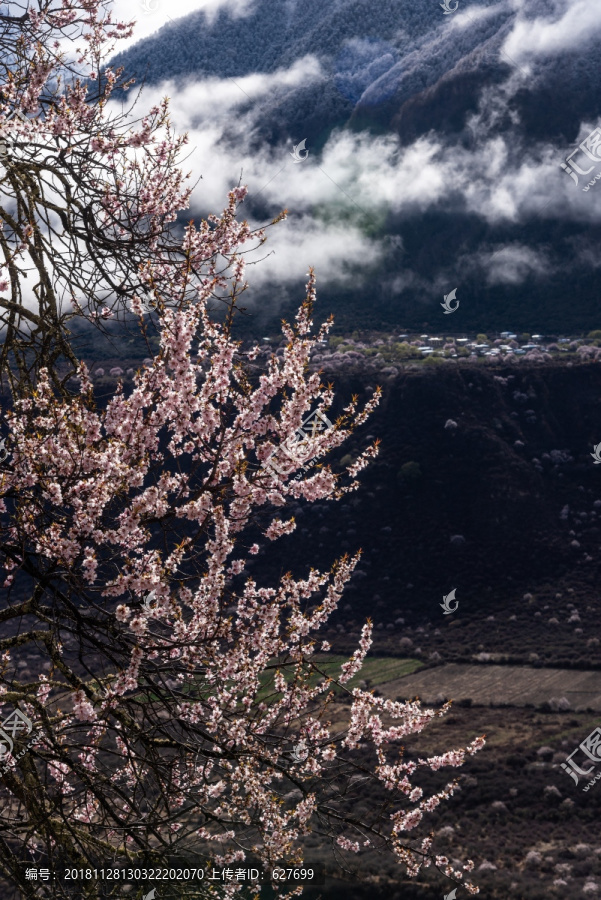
[384,662,601,710]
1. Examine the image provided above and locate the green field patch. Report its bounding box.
[256,655,423,703]
[123,657,424,708]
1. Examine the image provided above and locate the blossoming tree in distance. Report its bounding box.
[0,0,484,897]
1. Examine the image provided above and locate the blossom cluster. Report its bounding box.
[0,248,483,894]
[0,0,484,891]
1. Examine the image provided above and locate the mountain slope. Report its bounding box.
[108,0,601,336]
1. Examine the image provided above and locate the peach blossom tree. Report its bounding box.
[0,1,484,896]
[0,245,484,898]
[0,0,267,402]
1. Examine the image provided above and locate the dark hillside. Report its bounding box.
[23,353,601,661]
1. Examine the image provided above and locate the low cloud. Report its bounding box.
[502,0,601,63]
[100,50,601,303]
[477,243,553,286]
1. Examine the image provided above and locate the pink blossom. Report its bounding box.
[71,690,97,722]
[0,71,484,884]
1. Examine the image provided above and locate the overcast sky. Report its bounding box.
[109,0,252,52]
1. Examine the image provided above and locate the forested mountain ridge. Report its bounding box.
[108,0,601,336]
[111,0,598,144]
